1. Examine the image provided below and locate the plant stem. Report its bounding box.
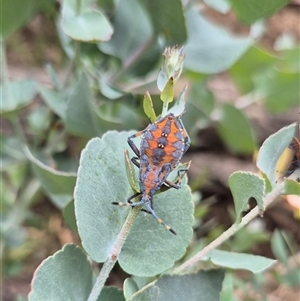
[1,39,14,107]
[87,207,141,301]
[76,0,82,15]
[174,172,299,273]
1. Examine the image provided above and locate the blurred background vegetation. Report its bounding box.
[1,0,299,300]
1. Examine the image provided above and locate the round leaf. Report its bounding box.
[75,131,194,276]
[184,8,252,74]
[62,0,113,42]
[29,244,93,301]
[130,270,225,301]
[228,171,265,222]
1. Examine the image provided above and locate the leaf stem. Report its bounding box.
[87,207,141,301]
[174,172,299,273]
[161,101,169,116]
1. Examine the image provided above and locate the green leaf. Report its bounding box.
[206,250,276,273]
[129,270,225,301]
[62,0,113,42]
[282,179,300,195]
[160,78,174,104]
[0,137,26,170]
[144,0,187,45]
[63,200,78,232]
[254,70,300,113]
[99,0,152,61]
[1,80,37,114]
[228,171,265,222]
[216,104,256,155]
[220,272,236,301]
[229,0,289,24]
[27,106,52,134]
[257,123,296,187]
[29,244,93,301]
[184,9,252,74]
[182,80,214,141]
[75,131,194,276]
[99,78,124,100]
[270,230,289,265]
[39,86,70,120]
[0,0,38,38]
[143,92,157,123]
[24,147,76,209]
[229,46,276,94]
[98,286,125,301]
[124,278,139,300]
[65,74,116,137]
[278,46,300,73]
[124,149,139,192]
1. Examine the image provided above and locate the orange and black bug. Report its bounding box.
[112,112,191,234]
[284,133,300,179]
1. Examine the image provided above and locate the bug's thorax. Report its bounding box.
[140,114,185,169]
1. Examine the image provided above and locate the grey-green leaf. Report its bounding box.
[206,249,276,273]
[1,80,37,114]
[97,286,125,301]
[257,123,296,188]
[24,146,76,209]
[0,0,37,38]
[99,0,152,62]
[216,103,256,155]
[129,270,225,301]
[75,131,194,276]
[229,0,289,24]
[29,244,93,301]
[144,0,187,45]
[228,171,265,222]
[65,74,117,137]
[184,8,252,74]
[62,0,113,42]
[270,230,289,265]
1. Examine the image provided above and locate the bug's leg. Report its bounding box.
[131,157,140,168]
[112,192,151,214]
[144,202,176,235]
[112,192,141,207]
[164,161,191,189]
[127,199,152,214]
[178,118,191,154]
[127,130,144,158]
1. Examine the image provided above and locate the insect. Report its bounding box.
[112,112,191,234]
[284,136,300,178]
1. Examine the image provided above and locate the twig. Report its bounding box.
[87,207,141,301]
[175,172,299,273]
